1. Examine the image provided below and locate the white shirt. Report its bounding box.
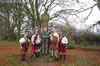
[61,37,68,45]
[19,37,30,44]
[31,35,41,44]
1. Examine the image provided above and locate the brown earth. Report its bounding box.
[67,48,100,66]
[0,41,100,66]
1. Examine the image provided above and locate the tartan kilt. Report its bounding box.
[60,44,66,53]
[58,46,61,53]
[21,41,29,53]
[50,43,57,50]
[21,46,28,53]
[34,44,40,51]
[50,39,57,50]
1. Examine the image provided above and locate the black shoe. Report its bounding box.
[41,54,44,56]
[54,57,59,61]
[21,59,26,61]
[38,52,40,57]
[44,54,48,56]
[50,56,53,58]
[30,56,33,59]
[35,52,38,57]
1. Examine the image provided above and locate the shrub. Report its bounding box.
[67,44,75,49]
[0,36,8,40]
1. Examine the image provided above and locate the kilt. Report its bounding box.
[50,39,57,50]
[60,44,66,53]
[21,40,29,60]
[34,44,40,52]
[21,41,29,53]
[21,46,28,53]
[50,43,57,50]
[58,46,61,53]
[58,38,62,53]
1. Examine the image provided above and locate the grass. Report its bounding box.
[0,40,99,66]
[0,40,29,66]
[95,53,100,56]
[0,53,29,66]
[32,54,59,62]
[62,54,95,66]
[31,54,95,66]
[0,40,19,46]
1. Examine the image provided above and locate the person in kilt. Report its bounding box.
[19,33,30,61]
[58,32,68,62]
[50,28,59,57]
[31,31,41,57]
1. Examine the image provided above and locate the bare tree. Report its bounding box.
[0,1,26,41]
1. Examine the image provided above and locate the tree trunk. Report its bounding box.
[7,12,11,41]
[17,3,22,41]
[35,0,41,33]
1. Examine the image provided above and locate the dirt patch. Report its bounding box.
[29,61,60,66]
[66,55,74,62]
[67,48,100,66]
[0,45,20,56]
[0,41,100,66]
[16,56,61,66]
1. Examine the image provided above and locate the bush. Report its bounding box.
[67,44,75,49]
[0,36,8,40]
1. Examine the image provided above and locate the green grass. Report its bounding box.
[0,53,29,66]
[7,53,29,66]
[32,54,59,62]
[62,54,95,66]
[67,44,75,49]
[0,40,19,46]
[0,40,99,66]
[95,53,100,56]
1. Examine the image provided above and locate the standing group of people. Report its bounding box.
[19,27,68,63]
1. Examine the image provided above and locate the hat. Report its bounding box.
[59,32,63,35]
[36,29,38,32]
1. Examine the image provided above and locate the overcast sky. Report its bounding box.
[49,0,100,30]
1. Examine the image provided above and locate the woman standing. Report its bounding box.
[58,33,68,62]
[31,31,41,57]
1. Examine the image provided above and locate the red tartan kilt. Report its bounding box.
[58,47,61,53]
[21,46,28,53]
[34,44,40,50]
[50,43,57,49]
[60,44,66,53]
[21,41,29,52]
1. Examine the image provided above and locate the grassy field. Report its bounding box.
[0,40,100,66]
[0,40,29,66]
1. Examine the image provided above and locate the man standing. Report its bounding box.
[50,28,59,57]
[41,27,49,55]
[19,33,30,61]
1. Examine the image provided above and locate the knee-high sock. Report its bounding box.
[51,49,53,56]
[23,54,25,59]
[54,50,56,57]
[59,54,62,60]
[64,55,66,61]
[38,52,40,57]
[21,53,25,60]
[35,52,38,57]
